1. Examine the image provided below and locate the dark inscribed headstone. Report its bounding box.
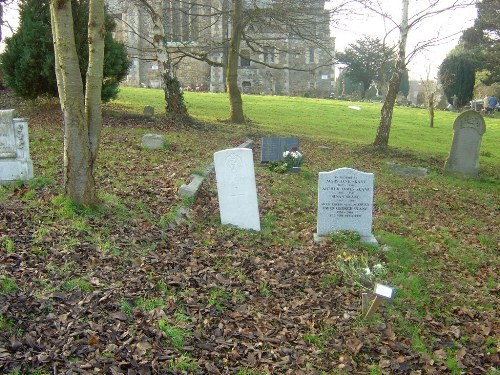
[260,137,299,163]
[444,110,486,178]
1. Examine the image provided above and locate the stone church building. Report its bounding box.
[106,0,335,97]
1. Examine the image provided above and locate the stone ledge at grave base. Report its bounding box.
[313,232,379,246]
[179,174,205,198]
[0,159,33,183]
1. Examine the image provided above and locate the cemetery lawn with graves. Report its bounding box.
[0,87,499,374]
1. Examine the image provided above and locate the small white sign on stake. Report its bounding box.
[364,283,394,319]
[375,284,394,299]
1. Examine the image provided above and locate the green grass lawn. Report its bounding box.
[111,87,500,175]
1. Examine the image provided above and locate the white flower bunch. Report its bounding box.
[283,150,303,159]
[283,150,304,167]
[365,263,384,275]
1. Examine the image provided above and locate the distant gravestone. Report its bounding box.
[260,137,299,163]
[214,148,260,231]
[142,134,166,149]
[387,162,428,178]
[315,167,377,245]
[444,110,486,178]
[0,110,33,183]
[143,105,154,117]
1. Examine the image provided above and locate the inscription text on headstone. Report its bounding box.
[316,168,376,244]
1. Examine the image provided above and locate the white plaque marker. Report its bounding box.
[364,283,394,319]
[375,284,394,299]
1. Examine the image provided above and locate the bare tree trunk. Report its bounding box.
[374,62,404,146]
[428,92,434,128]
[0,3,3,43]
[50,0,104,206]
[148,0,188,118]
[86,0,105,159]
[227,0,245,123]
[373,0,409,147]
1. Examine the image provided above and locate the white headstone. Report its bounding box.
[315,167,377,244]
[141,134,166,149]
[444,110,486,178]
[214,148,260,231]
[0,110,33,183]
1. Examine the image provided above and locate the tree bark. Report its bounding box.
[373,0,409,148]
[0,3,3,43]
[86,0,105,158]
[428,92,434,128]
[226,0,245,123]
[50,0,104,205]
[148,0,188,118]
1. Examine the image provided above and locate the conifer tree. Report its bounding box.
[1,0,129,101]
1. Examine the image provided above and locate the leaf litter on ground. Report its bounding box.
[0,89,498,373]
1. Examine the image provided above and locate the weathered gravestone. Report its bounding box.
[0,110,33,183]
[444,110,486,178]
[143,105,155,117]
[142,134,166,149]
[314,167,377,245]
[214,148,260,231]
[260,137,299,163]
[387,162,428,178]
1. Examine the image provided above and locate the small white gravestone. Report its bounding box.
[0,110,33,183]
[141,134,166,149]
[214,148,260,231]
[444,110,486,178]
[315,167,377,245]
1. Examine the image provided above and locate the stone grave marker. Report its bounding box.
[143,105,154,117]
[214,148,260,231]
[444,110,486,178]
[260,137,299,163]
[142,134,166,149]
[386,162,428,178]
[0,109,33,183]
[315,167,377,245]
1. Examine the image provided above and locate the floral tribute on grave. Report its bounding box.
[267,147,304,173]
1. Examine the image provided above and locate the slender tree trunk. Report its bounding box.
[148,0,188,118]
[428,92,435,128]
[0,4,3,43]
[50,0,104,205]
[373,0,409,147]
[227,0,245,123]
[86,0,105,159]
